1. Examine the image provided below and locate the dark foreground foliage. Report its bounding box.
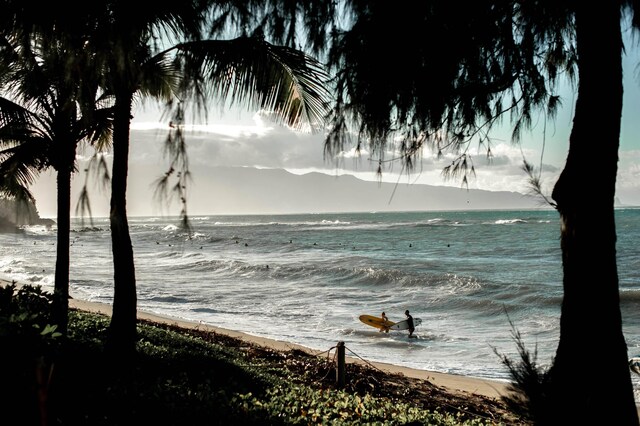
[1,285,527,425]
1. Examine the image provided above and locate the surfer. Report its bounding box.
[380,312,390,333]
[405,310,417,338]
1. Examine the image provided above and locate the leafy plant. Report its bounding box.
[0,284,62,425]
[52,309,509,425]
[233,384,492,425]
[493,317,552,424]
[0,283,61,353]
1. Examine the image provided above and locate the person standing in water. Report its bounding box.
[405,310,416,338]
[380,312,390,333]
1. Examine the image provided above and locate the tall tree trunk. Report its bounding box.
[550,3,638,424]
[106,93,138,359]
[52,162,72,336]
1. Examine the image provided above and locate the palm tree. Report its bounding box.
[302,1,638,423]
[83,3,331,358]
[61,1,216,358]
[0,27,113,336]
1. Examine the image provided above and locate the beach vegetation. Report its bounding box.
[0,284,521,425]
[493,319,553,424]
[48,307,514,425]
[0,284,62,425]
[0,283,61,353]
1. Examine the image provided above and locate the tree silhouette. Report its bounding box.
[0,19,113,336]
[270,1,639,423]
[1,2,331,362]
[82,2,331,358]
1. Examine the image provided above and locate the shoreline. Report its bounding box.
[68,297,510,401]
[1,277,508,400]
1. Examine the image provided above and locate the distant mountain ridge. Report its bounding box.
[175,166,546,215]
[29,166,548,219]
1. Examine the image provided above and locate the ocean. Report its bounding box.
[1,208,639,402]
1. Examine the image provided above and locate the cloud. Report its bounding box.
[28,113,640,218]
[125,123,565,197]
[616,152,640,204]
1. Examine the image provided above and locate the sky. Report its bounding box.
[29,39,640,218]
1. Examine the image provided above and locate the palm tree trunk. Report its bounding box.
[550,3,638,424]
[106,93,138,359]
[52,166,71,336]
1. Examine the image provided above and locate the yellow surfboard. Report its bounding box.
[359,314,396,330]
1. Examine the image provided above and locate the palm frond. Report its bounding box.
[87,153,111,192]
[174,34,332,132]
[74,185,94,227]
[139,52,183,102]
[0,179,35,206]
[74,153,111,227]
[0,137,48,198]
[0,97,38,132]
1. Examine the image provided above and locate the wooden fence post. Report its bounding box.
[336,341,345,388]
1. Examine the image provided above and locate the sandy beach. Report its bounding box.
[67,296,510,401]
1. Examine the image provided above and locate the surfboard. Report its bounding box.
[359,314,396,330]
[389,317,422,331]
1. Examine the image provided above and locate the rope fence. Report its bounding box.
[313,341,498,423]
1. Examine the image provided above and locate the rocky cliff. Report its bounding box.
[0,199,55,233]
